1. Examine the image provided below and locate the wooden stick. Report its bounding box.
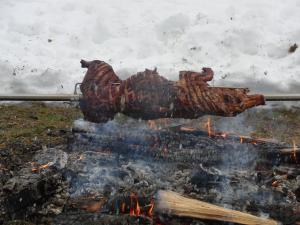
[157,190,278,225]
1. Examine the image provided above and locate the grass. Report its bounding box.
[246,107,300,145]
[0,103,82,150]
[0,103,299,150]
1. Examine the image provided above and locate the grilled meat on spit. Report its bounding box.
[80,59,265,123]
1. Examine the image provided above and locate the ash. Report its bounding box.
[1,118,299,225]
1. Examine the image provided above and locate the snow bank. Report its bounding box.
[0,0,299,94]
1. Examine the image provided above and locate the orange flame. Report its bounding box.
[251,140,258,145]
[148,199,155,217]
[271,180,279,187]
[31,162,52,172]
[130,193,135,216]
[293,140,298,163]
[121,202,125,213]
[240,136,245,143]
[205,117,213,137]
[135,198,141,216]
[129,193,142,217]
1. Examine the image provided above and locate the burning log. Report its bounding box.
[79,59,265,123]
[157,190,278,225]
[71,120,294,167]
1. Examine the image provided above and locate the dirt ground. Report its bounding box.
[0,103,300,171]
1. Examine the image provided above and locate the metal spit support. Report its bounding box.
[264,94,300,101]
[1,94,300,102]
[0,94,81,102]
[0,83,82,102]
[0,82,300,103]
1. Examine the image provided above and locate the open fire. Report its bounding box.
[31,161,53,172]
[1,114,300,225]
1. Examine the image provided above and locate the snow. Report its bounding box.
[0,0,299,95]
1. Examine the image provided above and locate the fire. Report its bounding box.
[251,140,258,145]
[240,136,245,143]
[129,193,142,216]
[147,199,155,217]
[121,202,126,213]
[135,199,141,216]
[205,117,213,137]
[130,193,135,216]
[126,193,155,218]
[31,162,53,172]
[271,180,279,187]
[292,140,298,163]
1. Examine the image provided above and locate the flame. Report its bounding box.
[251,140,258,145]
[31,162,52,172]
[293,140,298,163]
[272,180,279,187]
[148,199,155,217]
[240,136,245,143]
[121,202,126,213]
[129,193,142,217]
[130,193,135,216]
[205,117,213,137]
[135,198,141,216]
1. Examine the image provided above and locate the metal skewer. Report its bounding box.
[0,94,81,101]
[263,94,300,101]
[1,94,300,102]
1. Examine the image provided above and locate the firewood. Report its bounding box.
[79,59,265,123]
[156,190,278,225]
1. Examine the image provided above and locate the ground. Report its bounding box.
[0,103,82,177]
[0,103,81,148]
[1,103,300,176]
[1,103,299,160]
[0,103,300,224]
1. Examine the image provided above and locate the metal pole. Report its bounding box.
[264,94,300,101]
[0,94,81,101]
[0,94,300,102]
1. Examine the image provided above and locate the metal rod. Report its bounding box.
[0,94,300,102]
[264,94,300,101]
[0,94,81,101]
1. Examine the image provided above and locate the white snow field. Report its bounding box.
[0,0,299,95]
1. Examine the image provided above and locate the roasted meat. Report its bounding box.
[80,59,265,123]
